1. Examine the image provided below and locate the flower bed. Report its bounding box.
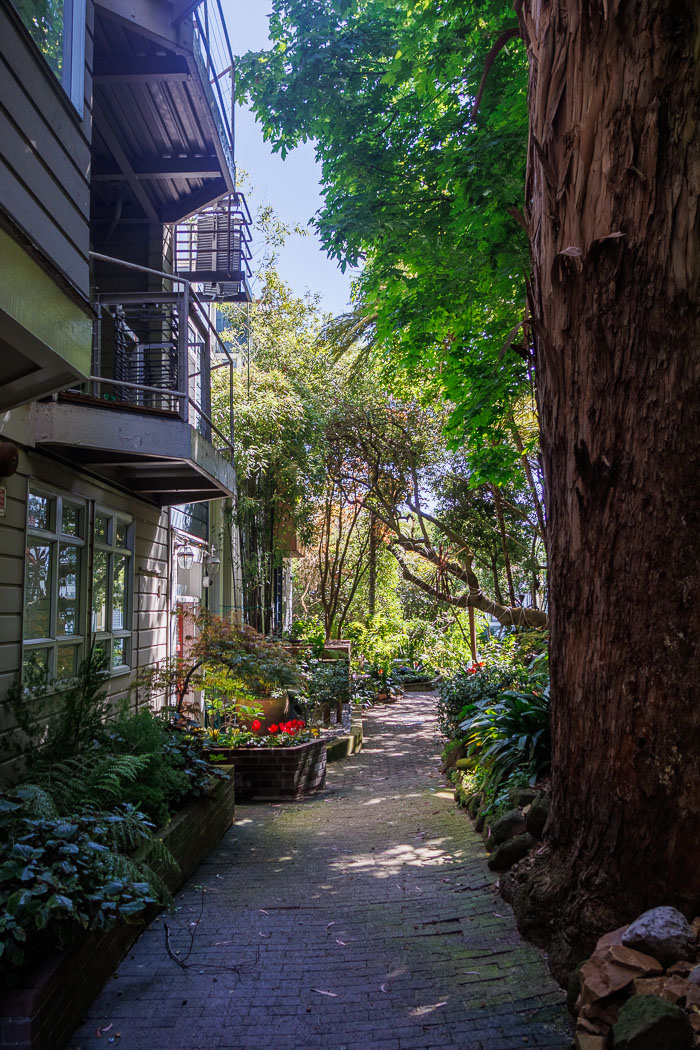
[208,737,327,801]
[0,771,235,1050]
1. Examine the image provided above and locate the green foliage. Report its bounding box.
[345,613,407,674]
[0,794,175,976]
[290,616,326,655]
[448,653,551,797]
[306,658,350,709]
[437,658,523,741]
[3,646,111,767]
[238,0,531,477]
[136,611,303,711]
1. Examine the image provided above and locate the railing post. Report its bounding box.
[92,301,102,398]
[202,307,212,441]
[178,285,189,425]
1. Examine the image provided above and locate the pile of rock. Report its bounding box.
[573,906,700,1049]
[453,778,550,871]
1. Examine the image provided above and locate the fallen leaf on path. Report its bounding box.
[312,989,338,997]
[326,921,335,929]
[259,909,269,914]
[258,932,270,938]
[380,983,388,993]
[95,1024,113,1038]
[336,939,346,946]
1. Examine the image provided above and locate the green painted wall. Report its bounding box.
[0,228,91,377]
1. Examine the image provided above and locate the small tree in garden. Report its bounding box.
[135,610,302,714]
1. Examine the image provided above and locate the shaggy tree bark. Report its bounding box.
[509,0,700,979]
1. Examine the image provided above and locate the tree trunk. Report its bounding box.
[510,0,700,981]
[467,605,478,664]
[492,485,517,606]
[368,511,378,617]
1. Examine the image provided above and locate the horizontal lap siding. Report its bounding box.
[0,3,92,297]
[0,451,173,776]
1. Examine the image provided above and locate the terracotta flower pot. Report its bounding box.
[239,695,290,732]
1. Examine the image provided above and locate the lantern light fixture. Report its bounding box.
[205,546,221,576]
[176,542,194,570]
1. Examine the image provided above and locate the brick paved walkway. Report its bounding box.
[71,692,572,1050]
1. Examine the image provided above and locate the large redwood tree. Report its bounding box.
[508,0,700,977]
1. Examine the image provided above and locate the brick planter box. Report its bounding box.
[0,770,235,1050]
[208,738,327,801]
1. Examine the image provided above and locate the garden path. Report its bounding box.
[70,692,571,1050]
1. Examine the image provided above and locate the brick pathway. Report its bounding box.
[71,692,572,1050]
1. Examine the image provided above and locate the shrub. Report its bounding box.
[437,660,523,740]
[459,655,551,794]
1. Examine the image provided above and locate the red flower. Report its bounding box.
[251,719,262,732]
[269,724,279,733]
[298,720,305,728]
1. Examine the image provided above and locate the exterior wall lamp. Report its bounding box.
[204,546,221,576]
[176,543,194,570]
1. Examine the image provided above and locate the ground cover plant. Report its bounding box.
[0,648,224,977]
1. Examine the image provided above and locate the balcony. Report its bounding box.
[34,257,237,506]
[91,0,237,229]
[174,193,253,302]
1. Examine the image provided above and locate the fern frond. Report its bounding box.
[14,783,57,818]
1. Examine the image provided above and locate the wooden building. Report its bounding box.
[0,0,250,775]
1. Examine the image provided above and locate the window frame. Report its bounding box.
[91,506,134,676]
[9,0,86,115]
[23,484,88,680]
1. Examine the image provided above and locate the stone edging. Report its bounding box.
[326,710,363,762]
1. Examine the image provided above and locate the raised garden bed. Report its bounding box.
[0,770,235,1050]
[208,737,327,801]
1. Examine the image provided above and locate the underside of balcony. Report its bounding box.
[33,399,236,506]
[91,0,236,228]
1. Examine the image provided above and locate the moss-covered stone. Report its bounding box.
[612,994,692,1049]
[487,833,536,871]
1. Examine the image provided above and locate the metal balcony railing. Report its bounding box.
[174,193,253,302]
[83,254,236,461]
[191,0,235,160]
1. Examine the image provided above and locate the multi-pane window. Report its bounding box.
[11,0,85,112]
[92,510,133,672]
[23,487,86,678]
[23,488,133,680]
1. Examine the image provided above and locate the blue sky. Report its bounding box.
[221,2,354,316]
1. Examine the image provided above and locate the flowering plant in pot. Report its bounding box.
[206,717,318,752]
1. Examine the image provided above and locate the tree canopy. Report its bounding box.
[238,0,533,481]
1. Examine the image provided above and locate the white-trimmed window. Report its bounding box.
[92,509,133,673]
[11,0,86,113]
[23,486,87,679]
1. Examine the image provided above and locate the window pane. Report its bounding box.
[56,644,78,679]
[62,502,82,537]
[112,555,128,630]
[94,514,109,544]
[112,637,126,668]
[23,647,49,679]
[12,0,65,81]
[92,549,109,632]
[27,491,53,531]
[94,639,110,668]
[115,520,128,548]
[24,542,52,638]
[57,543,80,635]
